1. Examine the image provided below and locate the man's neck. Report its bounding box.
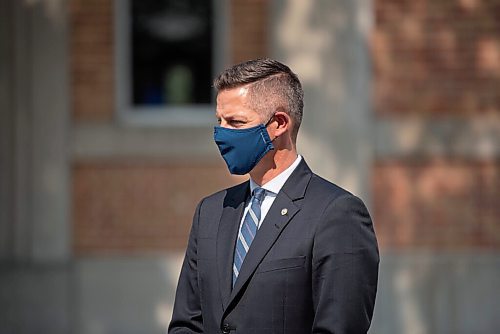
[249,149,298,186]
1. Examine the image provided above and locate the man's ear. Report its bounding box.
[272,111,291,138]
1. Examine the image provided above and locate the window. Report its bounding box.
[115,0,228,125]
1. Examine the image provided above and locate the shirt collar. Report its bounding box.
[250,155,302,195]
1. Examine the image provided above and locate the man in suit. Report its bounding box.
[169,58,379,334]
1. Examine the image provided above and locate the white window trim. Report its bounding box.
[114,0,229,127]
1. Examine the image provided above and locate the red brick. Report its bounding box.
[373,0,500,115]
[230,0,269,64]
[73,162,246,254]
[70,0,115,121]
[372,159,500,250]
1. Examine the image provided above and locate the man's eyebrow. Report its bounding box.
[215,111,248,120]
[226,114,247,121]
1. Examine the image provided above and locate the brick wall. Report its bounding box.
[373,0,500,115]
[230,0,269,63]
[73,162,245,254]
[70,0,114,121]
[373,159,500,249]
[372,0,500,251]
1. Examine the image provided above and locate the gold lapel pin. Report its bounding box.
[281,208,288,216]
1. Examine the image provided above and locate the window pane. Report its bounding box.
[131,0,213,107]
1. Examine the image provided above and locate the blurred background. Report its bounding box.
[1,0,499,333]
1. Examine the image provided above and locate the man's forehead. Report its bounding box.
[215,87,259,119]
[216,87,249,110]
[217,85,250,100]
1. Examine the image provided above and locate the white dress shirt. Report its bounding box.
[239,155,302,230]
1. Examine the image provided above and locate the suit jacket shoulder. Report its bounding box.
[309,172,354,199]
[194,180,249,239]
[200,180,249,208]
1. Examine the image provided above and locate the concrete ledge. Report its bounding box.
[71,123,220,161]
[375,115,500,159]
[75,254,184,334]
[0,264,72,334]
[370,251,500,334]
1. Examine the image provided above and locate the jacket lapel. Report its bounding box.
[224,160,313,314]
[216,181,250,311]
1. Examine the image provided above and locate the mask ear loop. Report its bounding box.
[264,113,280,142]
[264,113,276,127]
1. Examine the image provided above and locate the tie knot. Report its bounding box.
[252,187,266,203]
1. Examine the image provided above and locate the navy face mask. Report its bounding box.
[214,122,274,175]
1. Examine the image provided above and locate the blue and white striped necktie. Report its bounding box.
[233,187,266,286]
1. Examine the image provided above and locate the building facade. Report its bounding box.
[1,0,499,333]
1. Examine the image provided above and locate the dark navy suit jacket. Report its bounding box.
[169,160,379,334]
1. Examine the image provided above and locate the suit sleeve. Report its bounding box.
[168,200,204,333]
[311,194,379,334]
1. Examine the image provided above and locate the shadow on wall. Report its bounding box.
[272,0,372,199]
